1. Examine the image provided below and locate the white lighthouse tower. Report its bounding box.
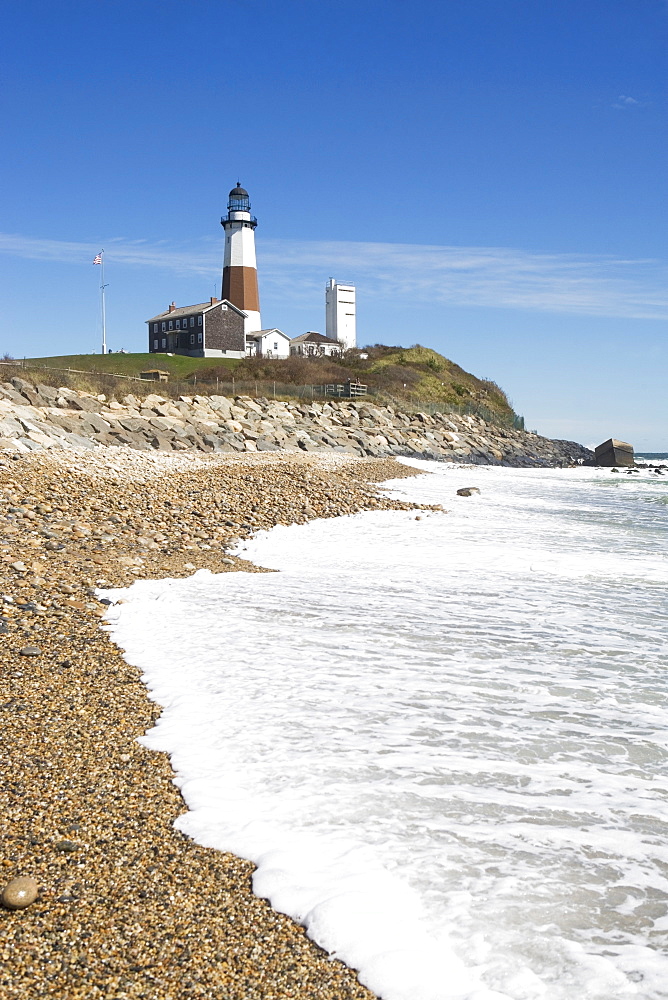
[221,183,261,334]
[325,278,356,351]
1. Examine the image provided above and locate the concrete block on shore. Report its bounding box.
[595,438,634,467]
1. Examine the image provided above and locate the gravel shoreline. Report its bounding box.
[0,449,429,999]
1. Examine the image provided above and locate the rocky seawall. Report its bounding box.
[0,377,592,466]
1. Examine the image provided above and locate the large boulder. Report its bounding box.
[68,394,105,413]
[595,438,634,467]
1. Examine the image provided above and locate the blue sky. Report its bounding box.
[0,0,666,447]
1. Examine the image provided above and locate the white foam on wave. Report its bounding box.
[103,461,668,1000]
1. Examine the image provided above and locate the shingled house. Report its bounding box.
[146,298,246,358]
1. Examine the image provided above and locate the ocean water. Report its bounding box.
[103,460,668,1000]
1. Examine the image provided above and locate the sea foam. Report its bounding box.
[103,461,668,1000]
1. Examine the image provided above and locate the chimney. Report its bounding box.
[168,302,176,313]
[210,296,219,305]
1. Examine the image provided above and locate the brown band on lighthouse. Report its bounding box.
[222,266,260,313]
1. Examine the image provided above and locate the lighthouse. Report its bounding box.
[221,183,261,334]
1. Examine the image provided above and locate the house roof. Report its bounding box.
[290,331,339,345]
[247,328,291,340]
[146,299,246,323]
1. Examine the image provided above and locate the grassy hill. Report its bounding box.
[363,345,511,413]
[23,353,241,379]
[8,346,519,424]
[231,344,517,422]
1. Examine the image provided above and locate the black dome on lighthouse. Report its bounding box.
[224,182,256,225]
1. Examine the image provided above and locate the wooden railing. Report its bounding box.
[320,383,368,398]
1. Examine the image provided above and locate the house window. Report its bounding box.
[190,317,194,327]
[161,338,166,349]
[153,323,158,333]
[153,339,158,350]
[198,315,202,326]
[161,322,166,332]
[168,321,173,331]
[197,331,203,344]
[274,342,278,350]
[176,319,180,329]
[190,334,195,345]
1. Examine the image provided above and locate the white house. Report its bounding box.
[290,331,342,358]
[246,328,291,359]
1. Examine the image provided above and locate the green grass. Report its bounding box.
[360,346,513,416]
[23,353,242,378]
[367,345,449,371]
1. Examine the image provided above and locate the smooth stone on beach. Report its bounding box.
[54,840,81,853]
[19,646,41,656]
[456,487,481,496]
[1,877,39,910]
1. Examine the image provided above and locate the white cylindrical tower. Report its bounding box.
[221,183,261,334]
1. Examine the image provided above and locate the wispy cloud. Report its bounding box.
[0,231,666,321]
[0,233,214,274]
[260,240,668,321]
[612,94,640,109]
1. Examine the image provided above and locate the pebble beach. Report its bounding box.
[0,448,429,1000]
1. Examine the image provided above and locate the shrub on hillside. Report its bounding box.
[479,379,511,406]
[198,354,356,386]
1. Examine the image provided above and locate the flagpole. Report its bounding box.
[100,249,108,355]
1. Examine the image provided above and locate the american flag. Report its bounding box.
[92,253,102,265]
